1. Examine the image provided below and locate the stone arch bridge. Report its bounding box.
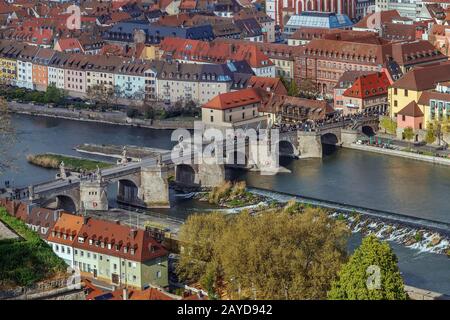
[12,116,378,213]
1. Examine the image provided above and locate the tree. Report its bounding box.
[177,206,349,300]
[0,98,15,174]
[380,116,397,135]
[298,78,320,99]
[44,84,65,104]
[176,213,228,284]
[287,80,299,97]
[328,235,408,300]
[425,122,437,153]
[403,127,414,150]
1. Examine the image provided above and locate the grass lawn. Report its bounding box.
[0,208,66,288]
[27,153,113,172]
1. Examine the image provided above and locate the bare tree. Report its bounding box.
[0,98,15,174]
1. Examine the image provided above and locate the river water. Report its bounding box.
[3,114,450,295]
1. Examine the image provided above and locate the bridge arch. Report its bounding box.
[42,194,78,213]
[279,140,298,157]
[321,132,339,145]
[117,179,139,204]
[361,125,376,137]
[175,164,198,186]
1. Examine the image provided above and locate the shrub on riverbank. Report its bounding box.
[0,207,66,288]
[207,181,259,207]
[27,154,112,172]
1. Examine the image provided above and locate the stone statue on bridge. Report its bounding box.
[59,161,67,179]
[96,165,102,181]
[121,147,128,164]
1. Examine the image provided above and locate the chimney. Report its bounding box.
[83,216,90,224]
[130,229,137,239]
[123,288,128,300]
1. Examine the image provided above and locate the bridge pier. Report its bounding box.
[297,132,322,158]
[80,180,108,211]
[198,155,226,188]
[340,129,359,147]
[139,164,170,208]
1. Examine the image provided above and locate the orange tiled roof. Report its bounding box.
[202,88,262,110]
[74,217,168,263]
[343,72,390,99]
[47,213,84,246]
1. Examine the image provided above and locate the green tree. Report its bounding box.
[380,116,397,135]
[287,80,299,97]
[403,127,414,150]
[176,213,228,283]
[44,84,64,104]
[177,206,349,300]
[425,122,437,153]
[328,235,407,300]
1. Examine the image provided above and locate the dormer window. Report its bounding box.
[130,248,135,255]
[107,243,112,250]
[89,239,93,245]
[101,242,105,248]
[78,236,84,243]
[124,247,128,253]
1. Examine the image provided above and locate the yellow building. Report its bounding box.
[0,57,17,85]
[389,62,450,127]
[138,45,160,61]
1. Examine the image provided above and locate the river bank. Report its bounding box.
[346,143,450,166]
[8,101,195,130]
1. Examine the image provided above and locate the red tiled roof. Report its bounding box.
[160,37,273,68]
[392,61,450,90]
[55,38,83,52]
[202,88,262,110]
[398,101,424,117]
[418,90,450,105]
[47,213,84,246]
[247,76,287,95]
[73,218,168,263]
[343,72,390,99]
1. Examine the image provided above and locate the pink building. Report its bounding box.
[396,101,424,131]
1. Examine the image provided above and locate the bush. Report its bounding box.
[27,153,112,172]
[208,181,233,204]
[126,108,139,118]
[414,232,423,242]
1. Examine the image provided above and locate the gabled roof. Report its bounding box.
[391,62,450,91]
[202,88,262,110]
[418,90,450,105]
[55,38,84,53]
[74,217,167,263]
[343,72,390,99]
[353,10,402,29]
[247,76,287,95]
[397,101,424,118]
[47,213,84,246]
